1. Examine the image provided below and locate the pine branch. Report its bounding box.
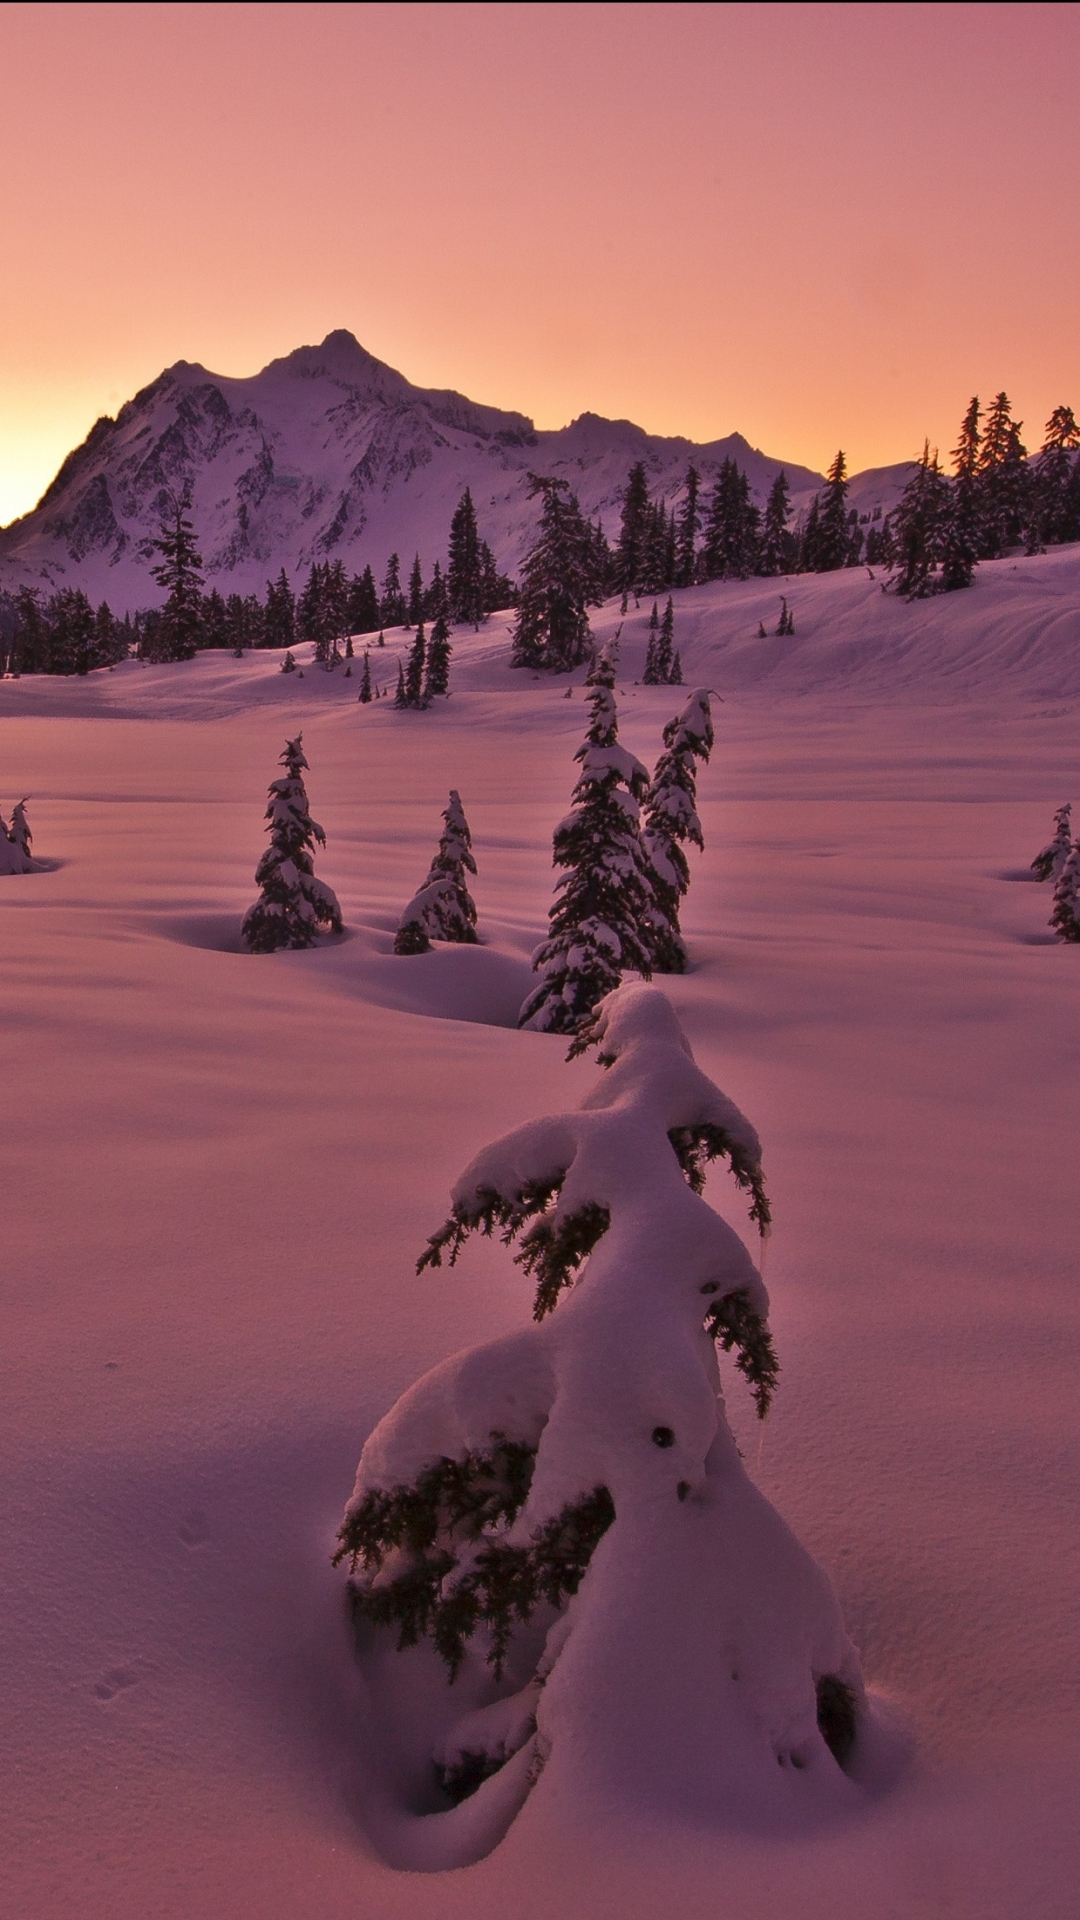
[668,1123,771,1235]
[337,1438,614,1680]
[703,1289,779,1419]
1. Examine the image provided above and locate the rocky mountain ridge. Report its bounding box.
[0,330,913,612]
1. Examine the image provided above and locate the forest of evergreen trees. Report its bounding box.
[2,394,1078,675]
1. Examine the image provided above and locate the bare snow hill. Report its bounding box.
[0,329,913,613]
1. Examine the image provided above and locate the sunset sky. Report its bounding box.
[2,0,1078,525]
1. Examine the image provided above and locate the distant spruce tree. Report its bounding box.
[640,595,677,685]
[1050,842,1080,943]
[380,553,407,628]
[890,442,950,597]
[642,688,714,973]
[701,459,757,580]
[425,559,449,626]
[321,560,349,665]
[674,464,701,587]
[518,664,653,1034]
[49,588,96,674]
[10,588,48,675]
[758,470,792,576]
[241,736,343,952]
[585,517,613,605]
[613,462,652,597]
[297,563,326,657]
[1027,406,1080,551]
[393,790,479,954]
[149,488,203,660]
[1032,803,1072,881]
[511,475,594,673]
[404,622,427,707]
[349,565,381,636]
[811,451,850,571]
[200,589,228,650]
[3,798,33,871]
[359,651,373,703]
[264,569,296,651]
[642,600,661,682]
[407,554,425,629]
[424,610,452,698]
[448,488,484,626]
[937,398,982,592]
[977,394,1027,557]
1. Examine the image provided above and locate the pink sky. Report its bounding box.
[2,0,1078,524]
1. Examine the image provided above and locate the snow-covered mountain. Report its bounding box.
[0,329,913,613]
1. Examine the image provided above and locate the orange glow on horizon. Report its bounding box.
[2,1,1079,525]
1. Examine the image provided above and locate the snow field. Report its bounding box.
[3,559,1080,1916]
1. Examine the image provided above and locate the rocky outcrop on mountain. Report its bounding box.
[0,329,907,613]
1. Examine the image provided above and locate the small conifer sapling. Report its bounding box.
[1032,803,1072,881]
[1050,842,1080,942]
[642,690,714,973]
[241,736,343,952]
[394,791,480,954]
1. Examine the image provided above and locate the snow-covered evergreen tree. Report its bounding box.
[358,651,372,703]
[336,985,869,1847]
[642,690,714,973]
[1050,842,1080,942]
[518,677,652,1034]
[393,791,479,954]
[1032,803,1073,881]
[9,798,32,865]
[240,736,342,952]
[0,798,33,874]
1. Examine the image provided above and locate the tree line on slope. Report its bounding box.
[4,391,1079,677]
[0,484,514,675]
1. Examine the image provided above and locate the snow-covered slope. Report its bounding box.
[3,660,1079,1917]
[0,330,849,611]
[3,542,1078,718]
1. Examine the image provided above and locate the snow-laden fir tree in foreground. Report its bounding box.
[1032,802,1072,881]
[518,664,653,1034]
[0,798,34,875]
[642,689,714,972]
[393,791,479,955]
[336,986,872,1859]
[1050,841,1080,942]
[240,736,342,952]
